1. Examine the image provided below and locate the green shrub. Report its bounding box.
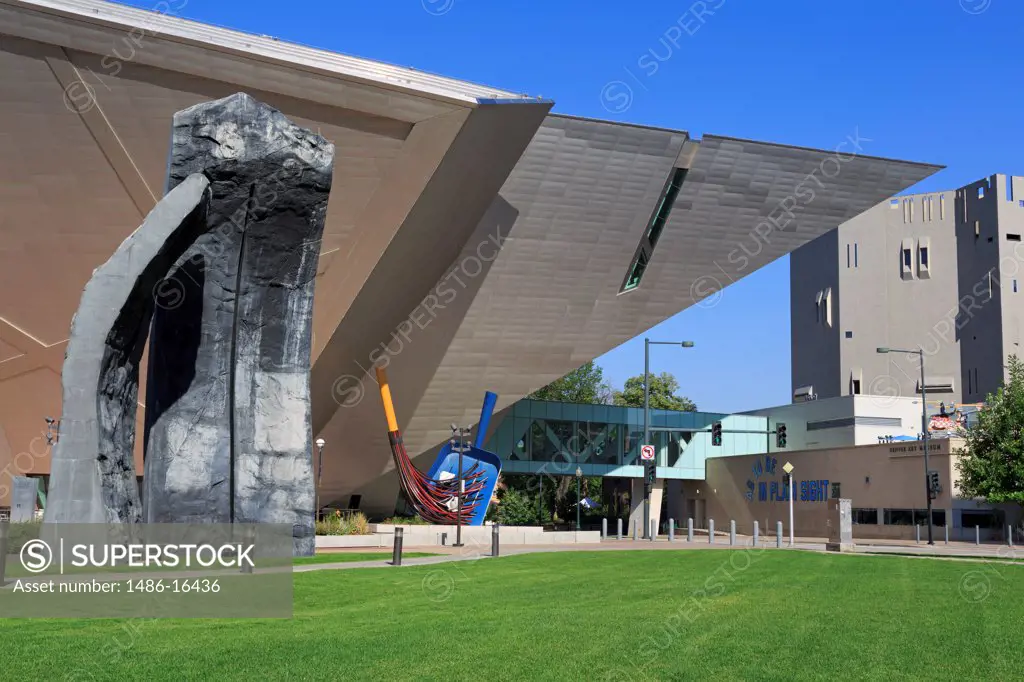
[380,516,430,525]
[315,512,371,536]
[4,521,42,553]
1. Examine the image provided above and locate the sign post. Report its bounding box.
[783,461,795,548]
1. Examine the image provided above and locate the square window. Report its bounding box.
[890,199,900,209]
[845,331,853,339]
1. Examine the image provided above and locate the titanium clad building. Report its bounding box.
[0,0,940,516]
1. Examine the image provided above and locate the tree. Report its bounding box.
[529,361,612,404]
[956,355,1024,505]
[493,488,542,526]
[612,371,697,412]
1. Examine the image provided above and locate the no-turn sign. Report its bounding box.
[640,444,655,461]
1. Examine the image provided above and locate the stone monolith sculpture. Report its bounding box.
[143,93,334,556]
[44,174,212,524]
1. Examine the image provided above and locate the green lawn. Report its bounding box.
[1,550,1022,681]
[292,552,438,566]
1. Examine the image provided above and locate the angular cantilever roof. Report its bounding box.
[313,115,943,514]
[2,0,540,116]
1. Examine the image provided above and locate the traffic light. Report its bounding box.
[711,421,723,447]
[646,462,657,485]
[928,470,941,499]
[776,423,788,448]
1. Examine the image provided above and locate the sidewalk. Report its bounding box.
[295,535,1024,572]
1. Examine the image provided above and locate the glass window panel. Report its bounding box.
[513,418,530,461]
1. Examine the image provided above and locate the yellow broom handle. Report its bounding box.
[376,366,399,432]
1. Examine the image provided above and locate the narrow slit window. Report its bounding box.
[920,246,929,267]
[1014,279,1018,293]
[846,244,851,268]
[978,186,985,199]
[851,379,861,395]
[620,167,687,292]
[903,248,912,269]
[1007,178,1014,202]
[940,194,945,220]
[854,243,858,267]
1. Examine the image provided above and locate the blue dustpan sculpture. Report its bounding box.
[427,391,502,526]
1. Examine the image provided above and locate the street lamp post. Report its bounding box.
[877,347,934,545]
[314,437,325,522]
[575,466,583,531]
[643,339,695,539]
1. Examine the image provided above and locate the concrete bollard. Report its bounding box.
[976,525,980,546]
[668,518,675,542]
[753,521,759,547]
[709,519,715,544]
[617,518,623,540]
[915,524,920,544]
[633,520,638,541]
[650,520,656,542]
[602,518,607,539]
[392,527,404,566]
[1009,525,1015,548]
[730,520,736,546]
[776,521,783,548]
[492,523,500,557]
[944,524,949,545]
[687,518,693,543]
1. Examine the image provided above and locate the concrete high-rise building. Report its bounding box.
[792,173,1024,406]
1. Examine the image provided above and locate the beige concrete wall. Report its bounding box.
[682,439,964,539]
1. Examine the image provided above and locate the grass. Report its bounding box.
[1,550,1022,680]
[292,552,438,566]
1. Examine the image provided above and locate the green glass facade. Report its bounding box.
[485,399,770,480]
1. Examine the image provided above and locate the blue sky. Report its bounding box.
[121,0,1022,412]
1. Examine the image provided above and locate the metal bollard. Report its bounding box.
[915,524,920,544]
[687,518,693,543]
[633,520,638,541]
[1009,526,1015,548]
[240,527,255,574]
[776,521,783,548]
[668,518,675,542]
[945,524,949,545]
[709,519,715,544]
[753,521,759,547]
[392,527,404,566]
[650,520,656,542]
[0,521,8,586]
[730,520,736,546]
[617,518,623,540]
[976,525,980,546]
[602,518,607,539]
[492,523,500,557]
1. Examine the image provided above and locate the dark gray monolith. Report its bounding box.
[44,174,212,524]
[144,93,334,556]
